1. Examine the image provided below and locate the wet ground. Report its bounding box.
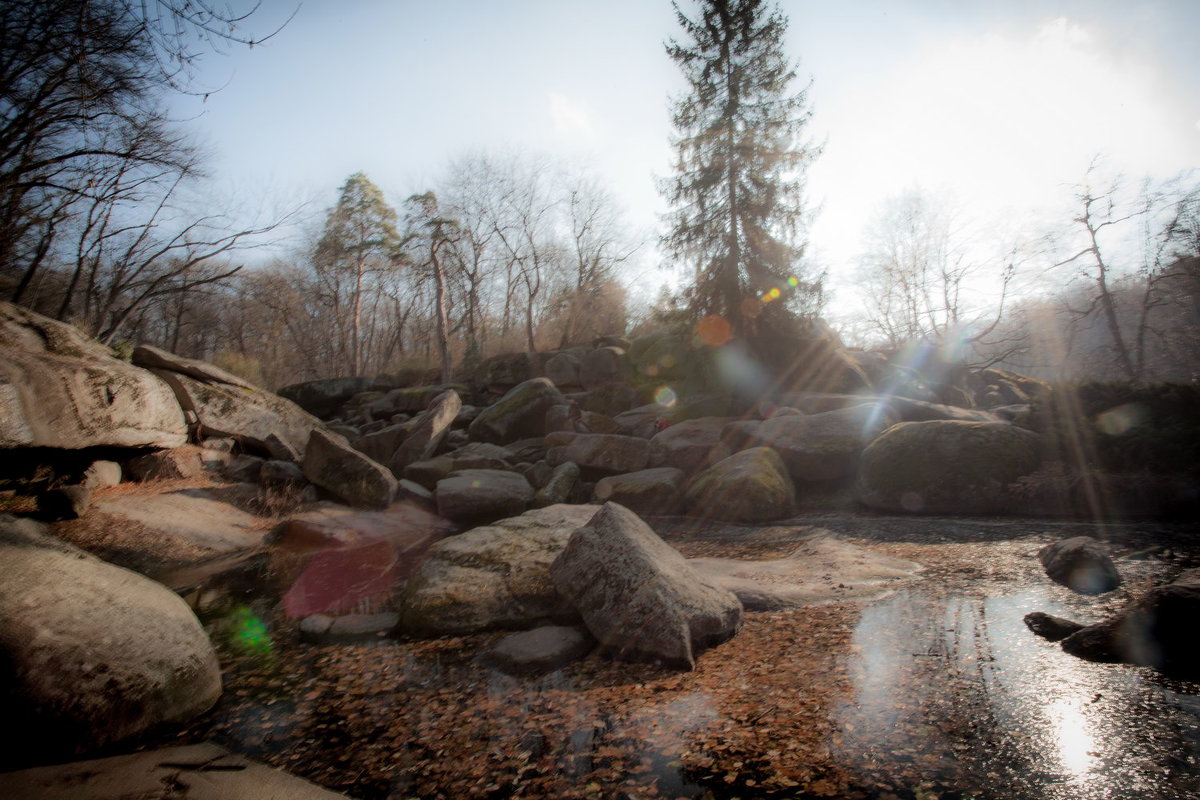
[145,513,1200,799]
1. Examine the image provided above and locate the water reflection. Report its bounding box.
[839,584,1200,799]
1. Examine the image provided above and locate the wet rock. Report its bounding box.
[745,403,898,482]
[649,417,736,474]
[435,469,534,524]
[389,389,461,476]
[857,420,1042,514]
[485,625,594,676]
[1023,611,1086,642]
[0,515,221,755]
[683,447,795,523]
[545,432,651,476]
[1038,536,1122,595]
[468,378,565,444]
[126,446,205,482]
[303,429,397,509]
[298,612,400,644]
[550,503,742,669]
[533,462,580,508]
[36,485,92,520]
[594,467,685,516]
[399,504,599,636]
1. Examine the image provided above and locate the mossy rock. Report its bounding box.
[683,446,795,523]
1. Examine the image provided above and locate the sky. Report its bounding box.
[173,0,1200,313]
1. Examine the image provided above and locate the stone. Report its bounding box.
[395,478,434,507]
[94,487,265,557]
[580,346,627,390]
[485,625,594,676]
[745,403,898,482]
[265,431,303,462]
[613,403,676,439]
[132,344,257,390]
[303,429,397,509]
[0,303,187,449]
[683,447,795,523]
[435,469,534,523]
[524,460,554,490]
[550,503,742,669]
[224,454,265,483]
[546,432,651,475]
[857,421,1043,514]
[125,446,205,481]
[1023,612,1087,642]
[355,423,409,465]
[649,417,737,473]
[298,612,400,644]
[468,378,565,444]
[0,516,221,756]
[260,459,308,490]
[386,384,470,413]
[277,376,374,418]
[36,485,92,520]
[533,461,580,508]
[594,467,685,516]
[399,504,600,636]
[82,459,122,489]
[389,390,462,475]
[544,352,583,388]
[1038,536,1122,595]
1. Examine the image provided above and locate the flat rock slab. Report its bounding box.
[96,488,264,553]
[0,742,350,799]
[299,612,400,644]
[486,625,594,675]
[687,535,923,611]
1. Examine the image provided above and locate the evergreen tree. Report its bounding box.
[663,0,822,335]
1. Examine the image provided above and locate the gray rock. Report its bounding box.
[395,478,434,507]
[303,429,397,509]
[683,447,795,523]
[546,432,651,475]
[260,459,307,490]
[649,417,736,473]
[126,446,205,482]
[594,467,685,516]
[544,352,582,389]
[550,503,742,669]
[389,390,462,476]
[524,460,554,490]
[613,403,675,439]
[132,344,257,390]
[224,454,265,483]
[355,423,409,465]
[745,403,898,482]
[277,376,373,418]
[0,516,221,754]
[533,462,580,508]
[265,431,303,462]
[1038,536,1122,595]
[298,612,400,644]
[485,625,594,675]
[579,346,627,390]
[468,378,565,444]
[435,469,534,523]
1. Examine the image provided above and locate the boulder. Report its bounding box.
[533,461,580,508]
[683,447,795,523]
[298,612,401,644]
[385,384,470,414]
[125,446,205,482]
[82,460,122,489]
[389,390,462,475]
[435,469,534,523]
[1038,536,1122,595]
[0,303,187,449]
[544,352,582,389]
[355,423,409,465]
[857,421,1043,514]
[399,504,600,636]
[132,344,256,390]
[550,503,742,669]
[0,516,221,756]
[303,429,397,509]
[468,378,565,444]
[593,467,685,516]
[546,432,651,476]
[259,459,308,491]
[277,377,373,418]
[649,417,736,473]
[745,403,898,482]
[1023,612,1086,642]
[580,346,627,390]
[613,403,676,439]
[485,625,594,676]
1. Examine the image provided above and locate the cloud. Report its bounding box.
[548,92,596,138]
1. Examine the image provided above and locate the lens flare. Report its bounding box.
[786,276,799,287]
[1095,403,1148,435]
[695,314,732,346]
[654,386,677,406]
[225,606,273,658]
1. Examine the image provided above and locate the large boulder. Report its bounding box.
[468,378,565,444]
[1038,536,1122,595]
[532,462,580,508]
[545,432,651,475]
[399,504,599,636]
[579,346,627,390]
[435,469,534,523]
[388,389,461,475]
[277,377,373,418]
[0,302,187,449]
[544,352,582,389]
[132,344,256,390]
[550,503,742,669]
[303,429,397,509]
[593,467,685,516]
[683,446,795,523]
[0,516,221,756]
[857,421,1043,514]
[745,403,898,483]
[649,417,736,474]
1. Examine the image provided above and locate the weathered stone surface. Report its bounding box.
[277,376,373,418]
[224,454,265,483]
[389,390,462,475]
[260,459,307,490]
[649,417,736,473]
[298,612,400,644]
[613,403,676,439]
[303,429,397,509]
[399,504,599,636]
[857,421,1043,514]
[1038,536,1122,595]
[95,487,265,556]
[126,446,205,482]
[683,447,795,523]
[435,469,534,523]
[355,423,409,465]
[169,372,324,457]
[594,467,685,516]
[550,503,742,669]
[0,516,221,755]
[132,344,256,390]
[485,625,594,675]
[745,403,898,482]
[533,461,580,508]
[546,432,651,475]
[580,346,627,390]
[82,459,123,489]
[468,378,565,444]
[0,304,187,449]
[544,352,582,389]
[1023,611,1087,642]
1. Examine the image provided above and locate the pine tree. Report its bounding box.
[663,0,822,336]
